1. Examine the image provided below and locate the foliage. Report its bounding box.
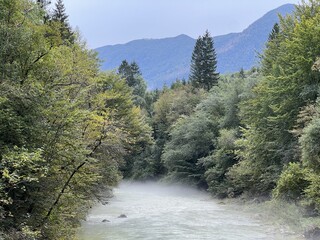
[0,1,150,238]
[204,129,238,198]
[160,72,260,190]
[116,60,153,178]
[162,112,218,187]
[273,163,310,201]
[189,30,219,91]
[51,0,75,44]
[230,0,320,197]
[130,84,205,179]
[197,73,260,196]
[298,107,320,212]
[2,0,320,238]
[300,118,320,170]
[268,23,280,42]
[118,60,147,108]
[273,99,320,211]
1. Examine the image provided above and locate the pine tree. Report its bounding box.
[130,61,142,76]
[118,60,147,107]
[268,23,280,42]
[239,68,246,79]
[118,60,144,87]
[189,30,219,91]
[190,37,203,89]
[52,0,74,44]
[119,60,134,86]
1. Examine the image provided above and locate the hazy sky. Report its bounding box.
[61,0,300,49]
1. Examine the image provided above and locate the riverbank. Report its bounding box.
[221,198,320,240]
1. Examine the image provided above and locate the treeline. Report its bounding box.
[1,0,320,239]
[129,0,320,216]
[0,0,150,239]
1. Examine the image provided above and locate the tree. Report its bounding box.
[229,0,320,197]
[239,68,246,79]
[195,72,261,197]
[118,60,142,87]
[268,23,280,42]
[189,30,219,91]
[52,0,74,44]
[162,111,218,188]
[0,1,151,238]
[118,60,147,108]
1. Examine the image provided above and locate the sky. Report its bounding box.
[60,0,300,49]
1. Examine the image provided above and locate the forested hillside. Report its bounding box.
[1,0,320,239]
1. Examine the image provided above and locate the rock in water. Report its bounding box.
[118,214,127,218]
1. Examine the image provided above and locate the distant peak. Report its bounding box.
[265,3,295,16]
[277,3,296,8]
[176,34,192,39]
[126,34,193,44]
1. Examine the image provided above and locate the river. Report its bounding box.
[78,182,302,240]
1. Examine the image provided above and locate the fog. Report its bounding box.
[117,181,209,198]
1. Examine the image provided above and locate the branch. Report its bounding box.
[42,160,87,223]
[41,123,107,226]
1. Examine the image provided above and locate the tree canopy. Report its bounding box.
[0,0,150,238]
[189,30,219,91]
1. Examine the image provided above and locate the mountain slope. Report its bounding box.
[215,3,295,73]
[95,4,295,89]
[96,34,195,89]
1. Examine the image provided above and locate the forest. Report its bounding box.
[0,0,320,239]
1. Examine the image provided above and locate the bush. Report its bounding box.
[273,162,310,201]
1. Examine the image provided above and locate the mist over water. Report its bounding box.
[78,182,300,240]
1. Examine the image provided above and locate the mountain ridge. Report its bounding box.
[96,4,295,89]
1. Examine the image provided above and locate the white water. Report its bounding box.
[78,182,300,240]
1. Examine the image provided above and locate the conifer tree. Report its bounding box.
[52,0,74,44]
[268,23,280,42]
[118,60,141,87]
[189,30,219,91]
[239,68,246,79]
[118,60,147,107]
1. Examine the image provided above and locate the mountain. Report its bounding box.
[95,4,295,89]
[96,34,195,89]
[214,4,295,74]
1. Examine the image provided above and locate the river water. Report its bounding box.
[78,182,302,240]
